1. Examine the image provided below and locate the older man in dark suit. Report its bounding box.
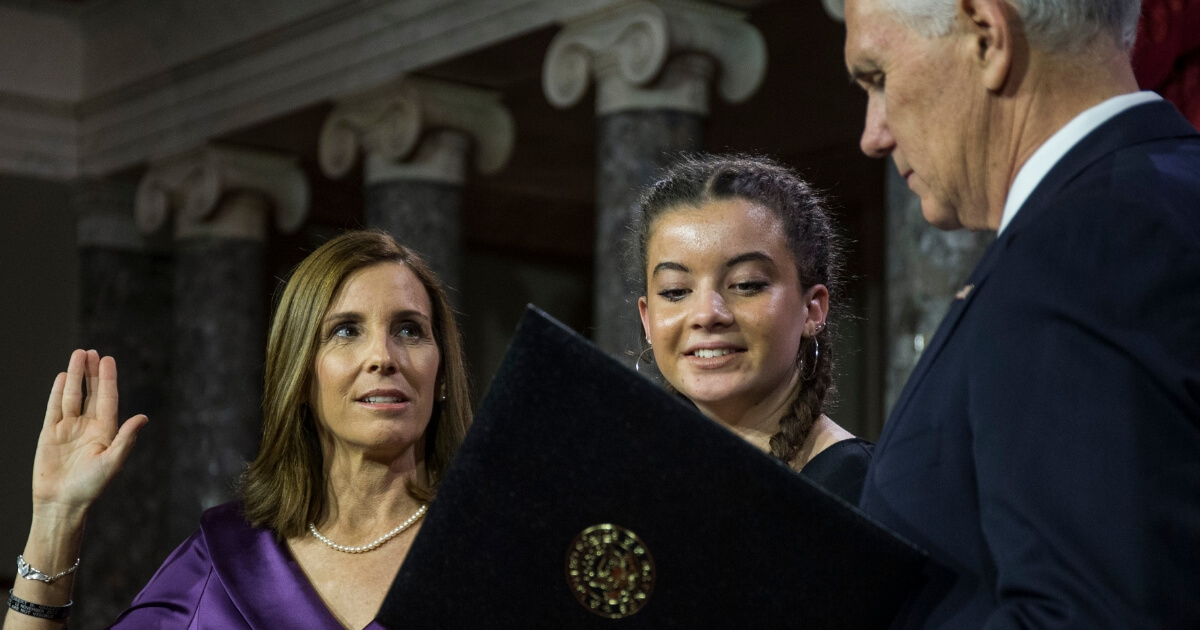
[843,0,1200,627]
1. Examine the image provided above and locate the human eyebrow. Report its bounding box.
[391,310,432,323]
[725,251,774,268]
[323,311,361,327]
[320,311,362,338]
[651,261,689,277]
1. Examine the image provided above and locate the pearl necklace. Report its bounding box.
[308,504,428,554]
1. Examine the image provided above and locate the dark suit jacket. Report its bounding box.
[860,101,1200,629]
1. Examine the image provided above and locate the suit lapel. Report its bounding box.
[884,235,1007,432]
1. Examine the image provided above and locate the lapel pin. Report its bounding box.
[955,284,975,300]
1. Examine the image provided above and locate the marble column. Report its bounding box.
[136,146,308,542]
[319,78,514,297]
[71,178,173,630]
[883,167,993,415]
[543,0,767,364]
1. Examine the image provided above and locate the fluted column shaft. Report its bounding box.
[72,178,173,630]
[136,146,308,542]
[594,110,704,361]
[168,203,266,540]
[362,130,470,295]
[365,178,464,294]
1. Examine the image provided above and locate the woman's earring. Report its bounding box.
[800,337,820,381]
[635,345,654,373]
[438,381,447,402]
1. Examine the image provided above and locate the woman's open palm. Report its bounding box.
[32,349,147,515]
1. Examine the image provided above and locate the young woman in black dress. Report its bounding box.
[635,154,872,503]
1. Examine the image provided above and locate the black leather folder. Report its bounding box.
[378,306,927,629]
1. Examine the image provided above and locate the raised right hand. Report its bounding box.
[31,349,148,518]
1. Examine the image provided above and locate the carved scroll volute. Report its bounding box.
[210,148,309,233]
[542,0,767,116]
[657,1,766,105]
[135,146,310,239]
[319,78,514,181]
[319,88,423,179]
[403,77,515,176]
[542,2,670,110]
[134,158,221,235]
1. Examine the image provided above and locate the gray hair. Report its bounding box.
[886,0,1142,52]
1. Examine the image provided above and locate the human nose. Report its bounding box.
[364,331,401,375]
[690,288,733,329]
[859,93,895,158]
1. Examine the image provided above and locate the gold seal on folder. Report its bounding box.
[566,524,655,618]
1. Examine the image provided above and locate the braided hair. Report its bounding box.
[633,154,846,465]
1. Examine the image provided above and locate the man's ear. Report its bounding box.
[960,0,1016,92]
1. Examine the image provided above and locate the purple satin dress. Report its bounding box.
[111,502,387,629]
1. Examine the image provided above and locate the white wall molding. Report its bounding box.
[0,0,623,181]
[0,93,78,180]
[0,5,81,178]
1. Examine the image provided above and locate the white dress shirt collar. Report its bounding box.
[998,91,1162,234]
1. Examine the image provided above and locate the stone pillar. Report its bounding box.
[71,178,172,630]
[319,77,515,296]
[883,167,993,415]
[136,146,308,542]
[543,0,767,364]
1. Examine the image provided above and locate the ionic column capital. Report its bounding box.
[318,77,515,184]
[134,146,309,241]
[363,129,471,186]
[542,0,766,116]
[71,178,167,252]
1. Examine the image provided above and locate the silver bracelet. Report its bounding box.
[17,555,80,584]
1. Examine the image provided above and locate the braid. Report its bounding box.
[768,328,835,465]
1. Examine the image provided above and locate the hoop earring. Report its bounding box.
[800,337,820,381]
[634,346,654,373]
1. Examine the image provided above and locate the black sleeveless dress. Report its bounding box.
[799,438,874,505]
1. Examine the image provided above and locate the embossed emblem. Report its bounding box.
[565,524,655,618]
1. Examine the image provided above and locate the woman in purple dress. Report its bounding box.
[6,230,472,629]
[634,155,873,504]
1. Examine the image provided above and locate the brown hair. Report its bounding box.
[241,229,471,538]
[634,154,845,466]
